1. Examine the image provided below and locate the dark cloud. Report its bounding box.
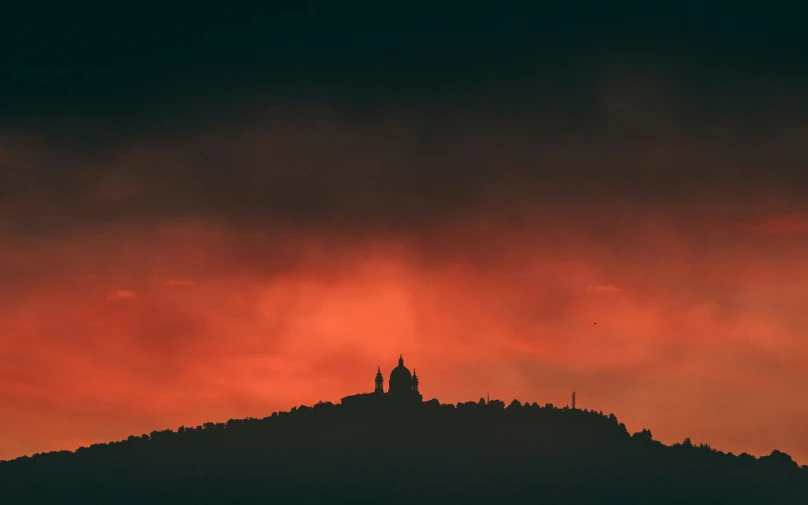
[1,5,807,240]
[2,95,808,241]
[3,5,807,122]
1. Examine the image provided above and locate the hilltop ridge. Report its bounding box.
[1,397,805,504]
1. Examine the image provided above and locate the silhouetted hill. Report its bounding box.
[1,398,805,504]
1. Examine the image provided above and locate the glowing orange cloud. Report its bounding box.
[106,289,137,300]
[739,213,808,236]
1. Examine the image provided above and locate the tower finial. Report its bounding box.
[399,354,404,366]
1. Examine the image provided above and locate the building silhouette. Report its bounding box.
[341,354,423,409]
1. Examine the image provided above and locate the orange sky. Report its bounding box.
[4,5,808,478]
[2,207,807,463]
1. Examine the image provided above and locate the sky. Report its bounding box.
[2,5,808,463]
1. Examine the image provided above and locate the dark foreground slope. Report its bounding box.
[1,399,805,504]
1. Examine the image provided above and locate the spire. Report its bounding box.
[375,366,384,393]
[398,354,404,367]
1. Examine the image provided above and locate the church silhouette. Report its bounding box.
[341,354,423,409]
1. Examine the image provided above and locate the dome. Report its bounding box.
[388,354,413,394]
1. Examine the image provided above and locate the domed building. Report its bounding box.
[341,354,422,409]
[388,354,419,396]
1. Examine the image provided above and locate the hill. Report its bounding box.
[1,398,805,504]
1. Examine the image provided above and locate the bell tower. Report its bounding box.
[375,366,384,393]
[412,369,419,393]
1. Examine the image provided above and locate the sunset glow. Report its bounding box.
[2,6,807,472]
[2,187,807,462]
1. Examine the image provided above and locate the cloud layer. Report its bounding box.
[2,6,808,464]
[2,131,808,462]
